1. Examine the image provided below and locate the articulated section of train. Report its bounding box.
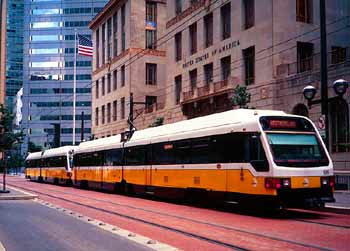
[25,109,335,209]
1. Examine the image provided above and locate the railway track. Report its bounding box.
[9,182,341,251]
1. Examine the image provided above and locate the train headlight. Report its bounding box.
[282,178,291,188]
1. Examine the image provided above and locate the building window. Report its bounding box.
[95,107,99,126]
[146,30,156,49]
[102,76,105,95]
[113,70,117,90]
[146,1,157,49]
[107,18,112,60]
[107,73,111,93]
[189,22,197,55]
[297,41,313,73]
[146,63,157,85]
[175,0,182,15]
[113,100,117,121]
[121,65,125,87]
[330,99,349,153]
[146,96,157,112]
[107,103,111,123]
[175,75,182,105]
[221,56,231,81]
[189,69,197,90]
[102,105,105,124]
[296,0,312,23]
[243,0,254,29]
[331,46,347,65]
[175,32,182,61]
[121,97,125,119]
[113,12,118,57]
[204,13,213,48]
[204,63,213,85]
[95,80,99,99]
[121,4,126,52]
[102,23,106,64]
[221,3,231,40]
[243,46,255,85]
[96,29,100,68]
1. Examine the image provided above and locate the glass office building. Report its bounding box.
[22,0,107,151]
[5,0,24,110]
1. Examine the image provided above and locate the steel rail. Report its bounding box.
[11,182,338,251]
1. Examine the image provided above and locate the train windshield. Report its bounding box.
[266,133,329,167]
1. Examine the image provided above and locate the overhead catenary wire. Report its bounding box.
[23,2,349,131]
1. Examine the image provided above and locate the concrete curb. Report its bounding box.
[34,198,181,251]
[0,185,38,200]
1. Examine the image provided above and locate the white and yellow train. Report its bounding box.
[25,109,335,208]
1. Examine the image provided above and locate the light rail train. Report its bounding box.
[25,109,335,208]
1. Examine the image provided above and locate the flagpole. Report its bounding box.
[73,31,77,145]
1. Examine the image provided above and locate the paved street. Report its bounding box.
[3,176,350,251]
[0,200,153,251]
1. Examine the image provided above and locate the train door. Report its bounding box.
[145,144,152,188]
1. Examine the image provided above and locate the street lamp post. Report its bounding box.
[303,79,349,149]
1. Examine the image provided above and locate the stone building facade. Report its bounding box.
[163,0,350,173]
[89,0,167,138]
[91,0,350,173]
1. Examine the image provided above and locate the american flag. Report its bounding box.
[77,34,93,57]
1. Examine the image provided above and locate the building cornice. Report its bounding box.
[89,0,125,30]
[166,0,206,29]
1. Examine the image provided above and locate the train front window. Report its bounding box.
[266,133,329,167]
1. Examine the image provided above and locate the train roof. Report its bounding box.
[26,151,43,161]
[26,146,77,160]
[76,134,122,153]
[77,109,288,152]
[42,145,77,158]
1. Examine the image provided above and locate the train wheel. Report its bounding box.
[38,176,43,183]
[66,179,73,186]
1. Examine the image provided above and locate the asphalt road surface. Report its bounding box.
[0,200,152,251]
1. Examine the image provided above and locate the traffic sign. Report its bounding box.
[318,115,326,130]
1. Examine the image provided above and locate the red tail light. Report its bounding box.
[265,178,291,189]
[330,176,335,187]
[321,176,335,188]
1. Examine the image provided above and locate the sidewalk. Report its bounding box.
[326,190,350,209]
[0,185,38,200]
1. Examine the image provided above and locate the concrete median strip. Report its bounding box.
[34,198,181,251]
[0,185,38,200]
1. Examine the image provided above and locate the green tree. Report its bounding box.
[0,104,24,191]
[149,117,164,128]
[231,85,251,108]
[28,141,42,152]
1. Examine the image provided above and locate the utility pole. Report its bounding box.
[81,111,84,142]
[129,93,134,132]
[320,0,329,150]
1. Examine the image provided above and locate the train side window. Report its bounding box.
[249,134,269,171]
[152,143,175,164]
[126,146,146,165]
[191,137,210,164]
[211,133,248,163]
[175,140,191,164]
[105,149,123,166]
